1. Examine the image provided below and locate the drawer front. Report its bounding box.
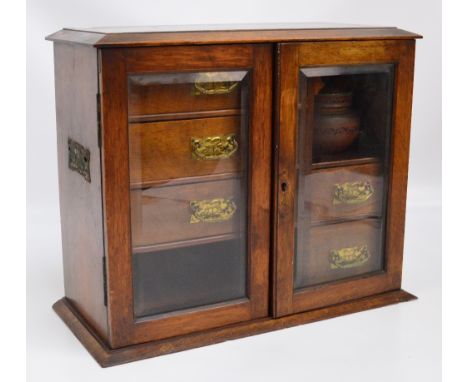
[301,163,384,224]
[129,116,242,185]
[128,72,242,118]
[131,178,244,248]
[295,219,384,289]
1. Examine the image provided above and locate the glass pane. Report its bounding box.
[294,64,394,290]
[128,71,250,318]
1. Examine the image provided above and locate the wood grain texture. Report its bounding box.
[303,163,383,224]
[48,28,419,365]
[124,45,253,72]
[53,290,417,367]
[274,40,417,316]
[99,48,133,348]
[128,74,242,117]
[130,177,243,247]
[100,44,272,347]
[46,25,421,47]
[53,42,108,341]
[297,40,413,66]
[384,40,416,288]
[128,109,240,124]
[248,44,273,318]
[129,116,241,185]
[274,43,299,317]
[295,219,383,288]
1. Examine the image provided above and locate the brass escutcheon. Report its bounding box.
[191,133,238,160]
[329,245,370,269]
[189,198,237,224]
[333,181,374,205]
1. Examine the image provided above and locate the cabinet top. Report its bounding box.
[46,22,421,47]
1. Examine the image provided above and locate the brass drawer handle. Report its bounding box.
[190,198,237,224]
[194,73,238,95]
[191,133,238,160]
[329,245,370,269]
[333,181,374,205]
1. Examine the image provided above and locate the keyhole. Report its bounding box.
[281,182,288,192]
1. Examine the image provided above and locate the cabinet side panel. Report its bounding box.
[53,42,108,340]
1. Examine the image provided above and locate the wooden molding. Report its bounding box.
[53,290,416,367]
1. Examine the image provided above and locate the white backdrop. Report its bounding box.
[27,1,441,381]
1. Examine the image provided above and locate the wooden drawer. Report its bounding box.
[295,219,384,289]
[129,116,243,186]
[128,72,242,119]
[301,163,384,224]
[130,177,245,249]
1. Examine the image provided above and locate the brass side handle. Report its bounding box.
[329,245,370,269]
[333,181,374,205]
[190,198,237,224]
[68,138,91,183]
[194,73,238,95]
[191,133,238,161]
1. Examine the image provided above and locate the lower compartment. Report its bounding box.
[133,238,247,318]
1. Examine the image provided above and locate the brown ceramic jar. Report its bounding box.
[313,89,360,154]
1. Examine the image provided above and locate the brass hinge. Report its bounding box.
[96,93,102,148]
[102,256,108,306]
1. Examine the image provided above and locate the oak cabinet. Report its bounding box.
[47,23,420,367]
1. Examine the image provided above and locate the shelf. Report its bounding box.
[130,172,244,190]
[309,155,380,171]
[129,108,241,124]
[132,233,240,254]
[306,214,382,228]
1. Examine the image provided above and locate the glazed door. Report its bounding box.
[274,41,415,316]
[100,45,272,347]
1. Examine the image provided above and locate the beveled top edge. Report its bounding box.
[46,24,422,47]
[65,22,384,34]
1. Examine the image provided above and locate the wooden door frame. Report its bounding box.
[99,44,272,348]
[274,40,416,317]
